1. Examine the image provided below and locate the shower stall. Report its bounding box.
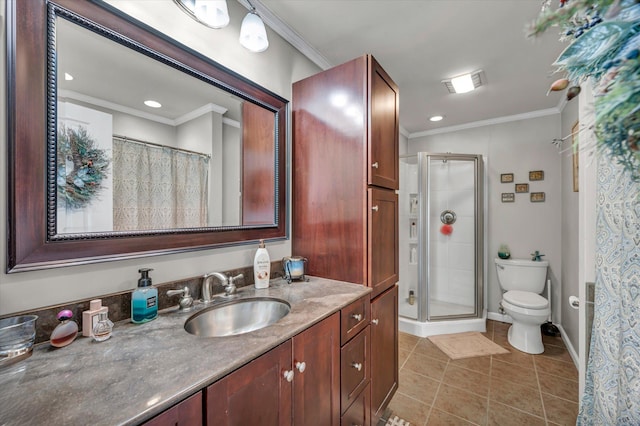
[399,152,486,337]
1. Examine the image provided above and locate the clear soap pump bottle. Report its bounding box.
[131,268,158,324]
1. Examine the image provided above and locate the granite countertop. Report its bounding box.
[0,277,370,425]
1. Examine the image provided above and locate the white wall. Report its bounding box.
[408,114,563,318]
[560,99,580,351]
[0,0,321,315]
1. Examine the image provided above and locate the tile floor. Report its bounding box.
[388,320,579,426]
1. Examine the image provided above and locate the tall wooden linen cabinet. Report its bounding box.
[293,54,399,424]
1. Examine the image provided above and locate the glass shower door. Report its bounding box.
[423,153,483,321]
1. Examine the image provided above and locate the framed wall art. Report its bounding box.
[500,173,514,183]
[529,170,544,181]
[531,192,545,202]
[502,193,515,203]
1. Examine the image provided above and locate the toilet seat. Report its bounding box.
[503,290,548,309]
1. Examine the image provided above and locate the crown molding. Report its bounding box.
[239,0,333,70]
[409,107,561,139]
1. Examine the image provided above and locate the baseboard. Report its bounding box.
[557,324,580,370]
[487,311,512,323]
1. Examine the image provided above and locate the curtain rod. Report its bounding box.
[112,134,211,159]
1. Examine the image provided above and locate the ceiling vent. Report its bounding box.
[442,70,484,94]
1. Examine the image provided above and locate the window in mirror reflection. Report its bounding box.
[54,16,277,235]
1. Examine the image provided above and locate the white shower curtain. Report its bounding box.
[112,139,209,230]
[578,158,640,424]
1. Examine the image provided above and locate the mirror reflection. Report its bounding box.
[55,17,276,234]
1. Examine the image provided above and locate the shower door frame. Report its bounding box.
[419,152,484,322]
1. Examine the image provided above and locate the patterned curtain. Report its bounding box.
[578,158,640,424]
[112,139,209,230]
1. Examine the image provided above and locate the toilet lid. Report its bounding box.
[503,290,548,309]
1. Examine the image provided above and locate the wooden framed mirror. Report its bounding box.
[6,0,288,272]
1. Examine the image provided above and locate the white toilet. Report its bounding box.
[495,258,550,354]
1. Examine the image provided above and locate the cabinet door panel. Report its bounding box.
[143,391,202,426]
[370,285,398,423]
[368,188,399,298]
[340,326,370,413]
[368,57,399,190]
[341,383,371,426]
[293,313,340,426]
[206,341,292,426]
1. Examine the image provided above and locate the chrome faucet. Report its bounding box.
[201,272,244,303]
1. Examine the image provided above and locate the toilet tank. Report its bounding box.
[495,258,548,293]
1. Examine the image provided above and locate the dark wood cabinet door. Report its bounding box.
[206,341,293,426]
[340,326,370,413]
[368,188,399,299]
[293,313,341,426]
[341,383,371,426]
[143,391,202,426]
[370,285,398,424]
[368,57,399,191]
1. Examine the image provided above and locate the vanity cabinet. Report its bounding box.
[205,313,340,425]
[370,285,399,424]
[143,391,203,426]
[292,54,399,297]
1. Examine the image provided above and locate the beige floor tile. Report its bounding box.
[449,356,491,376]
[542,393,579,425]
[442,364,490,397]
[487,401,546,426]
[400,332,421,352]
[534,356,578,381]
[537,372,579,402]
[540,343,575,364]
[491,359,538,388]
[427,408,476,425]
[491,347,534,369]
[489,377,544,417]
[388,392,431,426]
[400,348,411,368]
[492,321,511,334]
[542,333,566,348]
[433,384,488,425]
[404,351,449,381]
[399,369,441,405]
[491,333,510,349]
[415,338,451,362]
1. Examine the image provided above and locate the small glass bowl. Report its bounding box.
[0,315,38,365]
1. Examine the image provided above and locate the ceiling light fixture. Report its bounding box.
[173,0,230,29]
[239,2,269,53]
[442,70,484,94]
[144,100,162,108]
[429,115,443,122]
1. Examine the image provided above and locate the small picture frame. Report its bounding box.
[515,183,529,193]
[500,173,514,183]
[531,192,545,202]
[501,193,515,203]
[529,170,544,181]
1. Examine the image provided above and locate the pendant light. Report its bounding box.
[239,5,269,53]
[174,0,230,29]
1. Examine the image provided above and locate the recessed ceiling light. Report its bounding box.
[64,73,74,81]
[144,100,162,108]
[429,115,444,122]
[442,70,484,94]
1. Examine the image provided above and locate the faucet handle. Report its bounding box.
[167,286,194,311]
[229,273,244,283]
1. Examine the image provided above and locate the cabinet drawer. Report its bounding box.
[341,296,370,345]
[341,382,370,426]
[340,326,370,413]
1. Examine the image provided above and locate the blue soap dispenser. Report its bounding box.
[131,268,158,324]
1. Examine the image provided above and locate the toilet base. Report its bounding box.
[508,322,544,354]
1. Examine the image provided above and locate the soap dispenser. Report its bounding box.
[131,268,158,324]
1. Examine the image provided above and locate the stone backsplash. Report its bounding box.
[1,262,285,344]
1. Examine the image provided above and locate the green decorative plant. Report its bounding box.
[528,0,640,181]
